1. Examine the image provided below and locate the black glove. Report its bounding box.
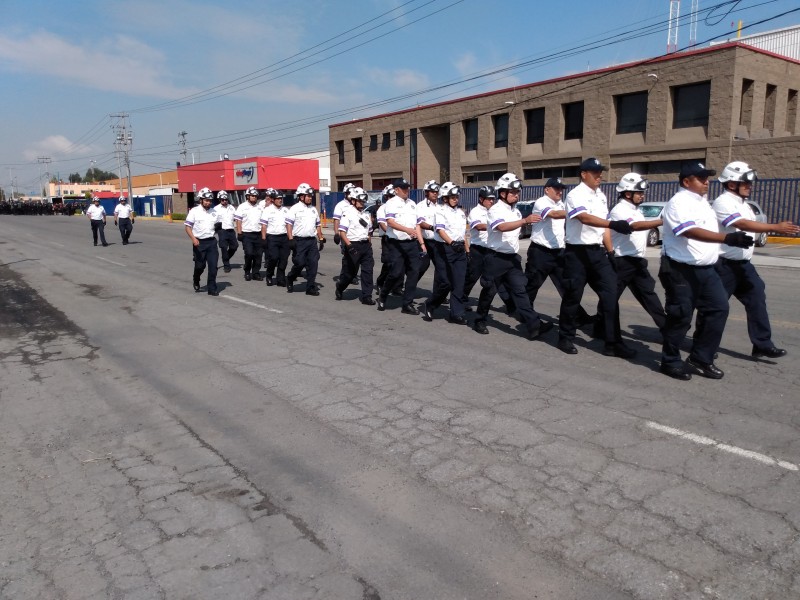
[724,231,755,248]
[333,233,340,245]
[608,220,634,235]
[348,245,360,259]
[358,218,369,228]
[214,222,222,232]
[419,249,428,259]
[318,238,326,251]
[288,238,297,251]
[450,241,466,254]
[237,232,244,242]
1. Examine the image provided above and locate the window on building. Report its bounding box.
[787,89,798,135]
[463,118,478,151]
[493,113,509,148]
[352,138,362,163]
[672,81,711,129]
[739,79,754,127]
[381,132,390,150]
[524,108,545,144]
[396,130,405,147]
[462,169,506,184]
[615,91,648,134]
[335,140,345,165]
[563,101,584,139]
[369,134,378,151]
[764,84,777,132]
[319,179,329,187]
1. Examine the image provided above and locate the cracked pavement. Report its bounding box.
[1,216,799,599]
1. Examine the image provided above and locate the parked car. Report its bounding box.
[639,199,769,247]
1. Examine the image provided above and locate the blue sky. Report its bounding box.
[2,0,798,195]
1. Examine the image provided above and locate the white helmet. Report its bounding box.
[119,196,126,202]
[439,181,460,197]
[347,186,368,202]
[616,172,649,193]
[342,182,356,194]
[382,184,395,198]
[197,187,213,200]
[217,190,228,200]
[245,186,258,197]
[423,180,440,193]
[296,183,314,196]
[496,172,522,191]
[719,161,758,183]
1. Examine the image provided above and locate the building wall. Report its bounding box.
[329,43,800,189]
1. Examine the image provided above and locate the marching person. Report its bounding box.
[709,161,800,359]
[416,180,440,284]
[212,190,237,273]
[234,186,264,281]
[286,183,325,295]
[597,173,667,342]
[473,173,552,339]
[377,178,425,314]
[86,197,108,247]
[335,186,375,304]
[184,187,219,296]
[260,191,290,286]
[332,182,355,245]
[374,184,403,296]
[258,188,277,267]
[556,157,635,357]
[658,161,754,380]
[523,177,594,326]
[113,196,134,245]
[421,182,469,324]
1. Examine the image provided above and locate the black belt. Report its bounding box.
[565,243,603,249]
[391,238,417,243]
[532,243,562,252]
[351,239,370,244]
[720,256,749,264]
[294,236,315,239]
[667,257,714,269]
[198,237,214,241]
[268,233,287,237]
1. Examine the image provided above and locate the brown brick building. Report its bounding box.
[329,43,800,191]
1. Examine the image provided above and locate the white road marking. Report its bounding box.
[223,295,284,314]
[646,421,799,471]
[96,256,126,267]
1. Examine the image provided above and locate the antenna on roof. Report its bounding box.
[667,0,680,53]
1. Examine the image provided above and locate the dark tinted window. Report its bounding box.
[615,91,648,134]
[564,101,584,139]
[673,81,711,128]
[493,113,509,148]
[463,118,478,151]
[525,108,545,144]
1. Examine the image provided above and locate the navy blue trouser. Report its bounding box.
[90,220,107,245]
[242,232,262,275]
[288,237,320,288]
[477,250,543,330]
[193,237,219,293]
[381,238,421,306]
[337,240,374,300]
[429,242,467,318]
[659,257,729,368]
[217,229,238,267]
[266,234,289,283]
[558,244,618,344]
[117,217,133,243]
[463,245,512,306]
[524,243,592,323]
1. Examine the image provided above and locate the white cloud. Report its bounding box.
[0,30,196,99]
[364,67,430,90]
[22,135,97,161]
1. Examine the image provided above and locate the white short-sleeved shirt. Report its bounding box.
[416,200,437,240]
[376,204,388,230]
[339,205,372,242]
[234,201,262,232]
[333,199,351,221]
[185,205,216,239]
[608,200,647,258]
[487,201,523,255]
[662,188,720,266]
[114,203,133,219]
[384,196,418,241]
[257,199,272,210]
[212,203,236,230]
[711,191,756,261]
[565,182,608,245]
[530,195,565,249]
[260,205,289,235]
[468,204,490,247]
[433,205,467,243]
[86,204,106,221]
[286,202,320,237]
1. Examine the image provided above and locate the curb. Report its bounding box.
[769,236,800,245]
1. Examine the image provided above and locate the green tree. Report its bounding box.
[68,172,82,183]
[84,167,118,183]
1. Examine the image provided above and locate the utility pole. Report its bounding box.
[37,157,51,201]
[178,131,188,165]
[111,113,134,202]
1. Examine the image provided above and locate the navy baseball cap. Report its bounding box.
[392,178,411,189]
[579,157,608,172]
[679,161,717,180]
[544,177,566,189]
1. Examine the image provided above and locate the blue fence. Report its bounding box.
[324,179,800,222]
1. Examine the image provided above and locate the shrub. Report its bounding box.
[170,213,187,221]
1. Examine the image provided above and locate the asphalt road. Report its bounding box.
[1,215,799,600]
